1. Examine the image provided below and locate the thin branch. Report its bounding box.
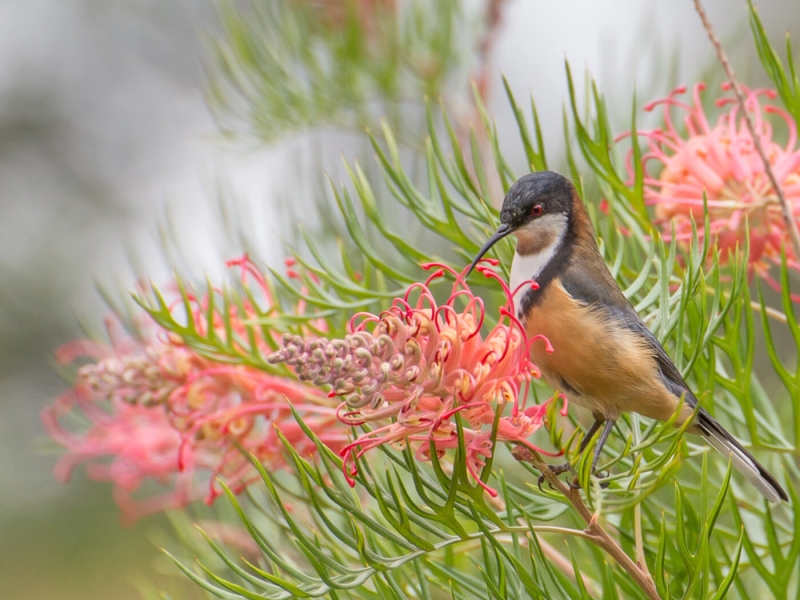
[521,525,596,540]
[693,0,800,262]
[453,527,597,547]
[512,446,662,600]
[630,415,653,580]
[473,0,508,102]
[751,301,786,323]
[634,501,648,570]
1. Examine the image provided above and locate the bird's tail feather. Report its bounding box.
[696,410,787,503]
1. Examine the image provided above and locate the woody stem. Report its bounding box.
[512,446,662,600]
[693,0,800,262]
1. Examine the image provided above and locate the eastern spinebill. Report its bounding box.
[466,171,787,503]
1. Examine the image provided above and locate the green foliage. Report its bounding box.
[165,416,582,600]
[146,69,800,597]
[138,2,800,599]
[749,0,800,124]
[207,0,474,143]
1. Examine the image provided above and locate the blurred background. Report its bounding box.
[1,1,797,598]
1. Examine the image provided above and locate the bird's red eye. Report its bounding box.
[531,204,543,216]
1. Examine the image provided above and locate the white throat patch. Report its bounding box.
[509,213,567,318]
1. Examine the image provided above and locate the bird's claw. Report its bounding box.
[536,463,576,491]
[593,470,611,489]
[537,464,611,491]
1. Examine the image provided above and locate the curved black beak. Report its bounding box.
[465,223,513,279]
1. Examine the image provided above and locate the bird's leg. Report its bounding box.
[589,420,616,480]
[537,419,604,490]
[578,419,604,454]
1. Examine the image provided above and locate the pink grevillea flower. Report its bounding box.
[43,256,345,522]
[268,262,564,496]
[621,83,800,298]
[167,363,346,506]
[43,385,189,521]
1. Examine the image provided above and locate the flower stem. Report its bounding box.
[693,0,800,263]
[511,446,662,600]
[698,282,789,324]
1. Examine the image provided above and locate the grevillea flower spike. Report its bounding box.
[42,256,346,522]
[268,261,564,496]
[620,83,800,299]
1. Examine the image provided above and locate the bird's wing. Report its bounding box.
[621,317,699,407]
[559,261,698,406]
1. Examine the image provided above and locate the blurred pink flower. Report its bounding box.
[42,384,189,521]
[42,256,345,522]
[302,0,396,33]
[621,83,800,298]
[269,262,564,496]
[167,362,346,506]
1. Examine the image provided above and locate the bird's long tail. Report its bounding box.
[695,409,787,503]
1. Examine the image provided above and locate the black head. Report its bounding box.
[466,171,574,277]
[499,171,574,230]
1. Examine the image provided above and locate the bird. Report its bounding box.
[465,170,787,503]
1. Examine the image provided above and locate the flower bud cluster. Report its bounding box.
[269,322,421,409]
[73,346,192,407]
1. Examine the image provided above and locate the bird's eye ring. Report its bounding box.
[531,204,543,216]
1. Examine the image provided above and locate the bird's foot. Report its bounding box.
[537,463,578,491]
[591,469,611,490]
[537,463,611,491]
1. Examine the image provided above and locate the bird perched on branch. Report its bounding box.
[466,170,787,503]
